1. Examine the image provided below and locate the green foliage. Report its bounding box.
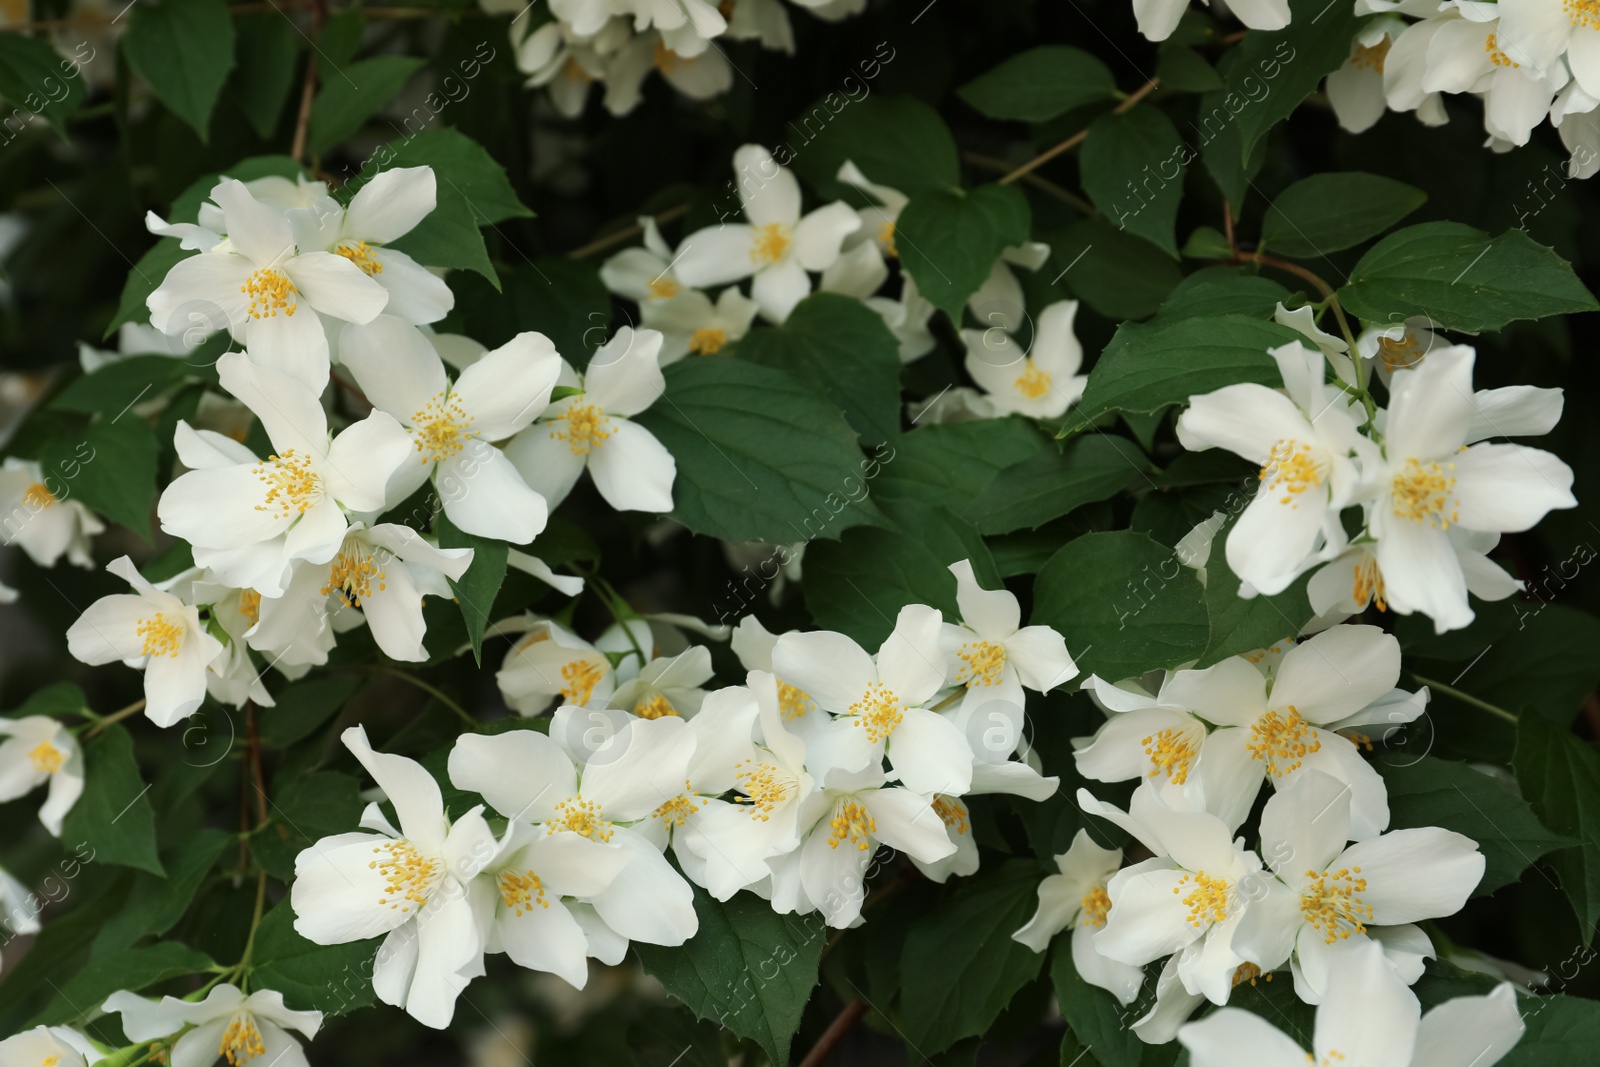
[1080,106,1187,257]
[957,47,1117,123]
[62,725,163,877]
[1514,714,1600,943]
[437,512,510,664]
[1261,173,1427,257]
[896,184,1032,320]
[123,0,237,140]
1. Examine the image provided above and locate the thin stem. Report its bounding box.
[380,666,477,727]
[963,152,1095,215]
[235,868,270,985]
[246,701,269,828]
[84,698,146,738]
[568,202,690,259]
[999,77,1160,186]
[290,0,327,166]
[1409,674,1519,724]
[796,999,869,1067]
[1233,251,1359,352]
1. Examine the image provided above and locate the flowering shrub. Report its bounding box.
[2,0,1600,1064]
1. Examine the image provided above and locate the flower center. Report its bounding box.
[1246,708,1322,778]
[370,838,440,913]
[1351,37,1389,73]
[648,276,680,299]
[1391,457,1459,529]
[826,799,876,851]
[653,38,681,73]
[218,1014,266,1065]
[877,220,898,257]
[1377,330,1424,373]
[750,222,791,265]
[1352,555,1387,612]
[322,543,386,608]
[1485,32,1519,67]
[689,327,727,355]
[137,613,184,658]
[955,640,1006,687]
[29,740,64,774]
[252,450,323,519]
[634,693,679,719]
[22,482,55,508]
[560,659,604,705]
[849,681,903,743]
[1013,359,1051,399]
[735,759,796,820]
[549,795,613,841]
[563,55,592,83]
[1079,886,1112,928]
[335,239,384,277]
[411,392,474,464]
[1232,962,1272,987]
[1300,865,1372,944]
[777,680,813,719]
[1568,0,1600,29]
[497,869,548,915]
[239,588,262,624]
[1175,871,1230,928]
[241,267,298,319]
[548,403,612,456]
[654,783,704,827]
[932,795,969,835]
[1259,439,1324,506]
[1142,727,1196,784]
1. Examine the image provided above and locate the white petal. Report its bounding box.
[1451,444,1576,532]
[341,725,447,852]
[674,224,760,288]
[772,630,876,713]
[887,708,972,795]
[1271,625,1401,724]
[290,831,415,943]
[211,179,294,266]
[1336,828,1485,923]
[858,787,955,864]
[286,251,390,326]
[733,144,800,226]
[346,166,437,243]
[438,441,549,543]
[322,411,414,513]
[217,351,327,458]
[587,825,698,945]
[1410,983,1525,1067]
[1179,1008,1309,1067]
[337,315,448,417]
[791,201,861,272]
[448,731,575,823]
[1312,940,1420,1067]
[876,603,946,705]
[751,258,811,322]
[453,332,563,440]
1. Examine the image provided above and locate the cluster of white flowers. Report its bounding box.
[1177,333,1573,634]
[1016,624,1489,1047]
[484,0,862,118]
[599,143,1091,423]
[286,560,1077,1027]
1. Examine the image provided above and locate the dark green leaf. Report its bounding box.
[1157,43,1224,92]
[39,416,160,539]
[231,13,298,139]
[1155,268,1290,321]
[1051,944,1180,1067]
[896,183,1031,321]
[2,682,88,719]
[92,829,232,954]
[875,417,1051,512]
[62,724,163,876]
[787,94,960,200]
[250,899,381,1015]
[446,259,609,353]
[1080,106,1188,256]
[804,509,970,647]
[0,35,87,135]
[1503,993,1600,1065]
[106,240,190,339]
[967,435,1152,535]
[308,56,426,158]
[124,0,237,140]
[32,942,216,1026]
[1047,219,1183,322]
[1262,172,1427,258]
[258,676,362,747]
[1411,605,1600,727]
[1514,713,1600,942]
[384,127,534,224]
[252,771,364,882]
[957,47,1117,123]
[1198,510,1313,665]
[50,356,212,415]
[436,512,508,664]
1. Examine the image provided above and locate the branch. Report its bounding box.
[999,77,1160,186]
[568,202,690,259]
[796,999,869,1067]
[963,152,1095,216]
[289,0,328,165]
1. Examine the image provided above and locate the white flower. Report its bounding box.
[642,286,760,363]
[1274,302,1355,384]
[448,718,700,952]
[1133,0,1289,43]
[251,524,473,665]
[616,0,728,54]
[165,571,276,710]
[289,166,455,326]
[1327,20,1408,134]
[600,216,688,305]
[1498,0,1599,93]
[1013,829,1146,1006]
[774,604,975,796]
[674,144,860,322]
[1369,346,1575,631]
[0,457,103,569]
[960,300,1089,419]
[496,619,621,717]
[338,316,562,543]
[514,18,613,118]
[1234,769,1483,1004]
[158,353,413,597]
[65,556,225,727]
[725,0,795,50]
[147,178,389,391]
[0,712,84,836]
[1419,8,1561,146]
[2,862,43,947]
[0,1025,98,1067]
[1356,316,1444,382]
[292,726,502,1029]
[609,645,715,719]
[1178,939,1525,1067]
[1177,341,1374,596]
[1305,532,1522,622]
[104,984,322,1067]
[504,327,677,514]
[604,31,734,116]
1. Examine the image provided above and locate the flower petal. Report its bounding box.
[586,420,676,513]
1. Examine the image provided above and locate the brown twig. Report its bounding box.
[1231,250,1356,349]
[796,999,869,1067]
[999,77,1161,186]
[963,152,1095,215]
[289,0,328,165]
[246,700,269,828]
[568,202,691,259]
[84,697,146,738]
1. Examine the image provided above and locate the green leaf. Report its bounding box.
[258,676,362,747]
[2,682,88,719]
[875,417,1052,512]
[106,239,190,338]
[635,885,826,1067]
[633,358,887,545]
[1339,222,1599,332]
[1034,531,1208,682]
[38,416,160,539]
[61,724,163,876]
[896,183,1031,321]
[1198,510,1313,665]
[1046,219,1183,322]
[1411,605,1600,727]
[250,899,381,1015]
[1051,945,1180,1067]
[1069,314,1301,429]
[900,862,1047,1053]
[787,94,960,200]
[1503,993,1600,1065]
[1513,713,1600,942]
[231,13,298,139]
[32,942,216,1027]
[92,829,233,954]
[1157,42,1224,92]
[0,35,87,135]
[384,127,534,224]
[448,259,609,356]
[1080,105,1187,257]
[1380,757,1573,897]
[308,55,426,158]
[252,771,364,882]
[956,46,1117,123]
[967,435,1152,535]
[736,292,902,446]
[1155,268,1290,321]
[123,0,237,141]
[436,512,508,665]
[392,191,497,285]
[50,355,213,415]
[1262,172,1427,258]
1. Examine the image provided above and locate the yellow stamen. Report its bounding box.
[548,795,613,841]
[563,55,593,83]
[688,327,728,355]
[218,1015,267,1065]
[1079,886,1112,928]
[335,240,384,277]
[560,659,603,705]
[1486,32,1520,67]
[955,641,1006,688]
[1013,359,1051,399]
[652,38,681,73]
[1377,330,1424,373]
[322,543,386,608]
[239,588,262,624]
[777,680,813,719]
[1246,707,1322,778]
[1232,961,1273,986]
[750,222,790,264]
[369,838,439,913]
[648,276,681,299]
[1142,727,1196,784]
[240,268,298,319]
[877,219,898,257]
[497,869,548,915]
[1259,439,1325,507]
[548,403,612,456]
[1173,870,1230,928]
[252,450,322,519]
[826,799,876,851]
[735,759,795,821]
[1300,865,1372,944]
[22,482,55,508]
[411,392,474,464]
[654,782,703,827]
[1391,457,1459,529]
[849,681,902,744]
[1351,37,1389,73]
[634,693,679,719]
[137,613,184,658]
[932,795,969,835]
[1352,555,1387,612]
[29,740,64,774]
